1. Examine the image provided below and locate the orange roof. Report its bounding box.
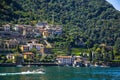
[57,56,72,58]
[21,45,29,48]
[35,44,44,46]
[23,52,34,55]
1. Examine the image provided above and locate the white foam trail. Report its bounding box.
[0,71,45,76]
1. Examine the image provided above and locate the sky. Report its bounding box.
[106,0,120,11]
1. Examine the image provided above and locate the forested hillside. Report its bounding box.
[0,0,23,23]
[0,0,120,56]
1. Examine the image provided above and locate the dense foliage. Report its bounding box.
[0,0,120,59]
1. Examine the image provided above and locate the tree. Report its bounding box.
[95,48,101,62]
[89,50,92,62]
[16,45,22,53]
[108,51,114,61]
[114,38,120,55]
[30,48,37,54]
[101,47,107,62]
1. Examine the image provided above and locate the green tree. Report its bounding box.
[114,38,120,55]
[89,50,93,62]
[30,48,37,54]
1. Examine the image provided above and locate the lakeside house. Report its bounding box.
[13,24,24,33]
[73,56,83,62]
[5,39,19,49]
[0,31,22,38]
[20,42,45,54]
[6,54,15,63]
[42,31,50,38]
[6,54,23,64]
[20,45,29,52]
[36,22,50,29]
[2,24,11,31]
[23,52,34,60]
[56,56,73,66]
[73,56,86,67]
[56,56,88,67]
[27,43,44,53]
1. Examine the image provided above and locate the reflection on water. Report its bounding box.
[0,67,120,80]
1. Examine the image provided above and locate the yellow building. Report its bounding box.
[23,52,34,59]
[20,45,29,52]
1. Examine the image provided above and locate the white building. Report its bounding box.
[27,43,44,51]
[57,56,73,65]
[3,24,10,31]
[36,22,50,29]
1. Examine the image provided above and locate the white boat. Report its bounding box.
[76,65,80,67]
[16,65,23,67]
[0,69,45,76]
[21,69,45,74]
[27,65,30,67]
[89,64,110,68]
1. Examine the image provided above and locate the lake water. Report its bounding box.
[0,66,120,80]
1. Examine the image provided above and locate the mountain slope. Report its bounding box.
[0,0,120,53]
[0,0,23,24]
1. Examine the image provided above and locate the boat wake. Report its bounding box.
[0,70,45,76]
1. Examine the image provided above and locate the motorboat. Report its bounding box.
[33,69,45,73]
[16,65,23,67]
[21,69,45,74]
[0,69,45,76]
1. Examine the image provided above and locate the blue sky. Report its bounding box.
[106,0,120,11]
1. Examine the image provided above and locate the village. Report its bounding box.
[0,22,91,67]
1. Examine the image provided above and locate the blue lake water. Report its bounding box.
[0,66,120,80]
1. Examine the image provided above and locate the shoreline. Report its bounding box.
[0,62,120,67]
[0,63,58,67]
